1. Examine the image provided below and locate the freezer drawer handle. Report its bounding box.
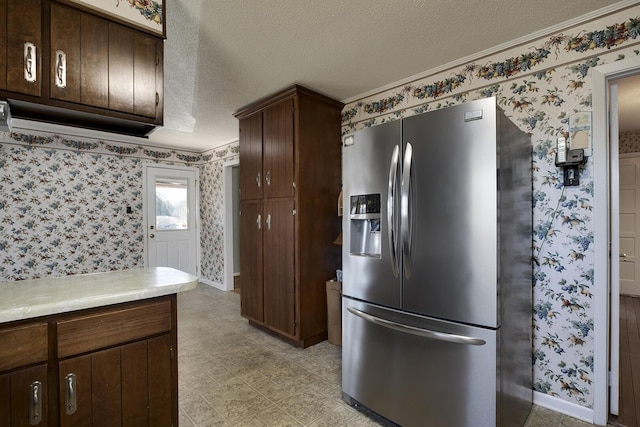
[346,306,486,346]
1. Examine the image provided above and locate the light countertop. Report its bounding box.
[0,267,198,323]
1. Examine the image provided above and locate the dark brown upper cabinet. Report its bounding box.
[49,1,162,120]
[2,0,42,97]
[0,0,163,136]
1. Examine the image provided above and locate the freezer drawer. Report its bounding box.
[342,298,498,427]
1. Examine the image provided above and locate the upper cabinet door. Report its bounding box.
[6,0,41,97]
[239,112,264,201]
[133,32,160,118]
[0,0,7,91]
[80,13,109,109]
[263,99,295,199]
[50,2,80,103]
[108,23,135,114]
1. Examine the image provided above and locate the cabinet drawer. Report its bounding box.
[57,299,172,358]
[0,322,48,371]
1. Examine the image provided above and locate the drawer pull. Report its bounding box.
[29,381,42,425]
[24,42,37,83]
[65,373,77,415]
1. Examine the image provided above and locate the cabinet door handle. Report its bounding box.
[266,214,271,230]
[24,42,37,83]
[265,170,271,186]
[256,214,261,230]
[55,50,67,88]
[29,381,42,425]
[65,373,77,415]
[256,171,261,188]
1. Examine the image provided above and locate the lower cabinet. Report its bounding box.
[0,365,48,427]
[0,322,48,426]
[0,295,177,427]
[58,335,171,427]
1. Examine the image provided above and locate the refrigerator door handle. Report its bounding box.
[346,306,486,346]
[388,145,400,277]
[401,142,413,278]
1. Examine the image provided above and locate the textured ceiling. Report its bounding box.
[148,0,626,151]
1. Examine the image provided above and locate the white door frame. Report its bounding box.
[142,163,201,277]
[223,158,240,291]
[592,55,640,425]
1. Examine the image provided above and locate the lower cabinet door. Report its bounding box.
[59,335,171,427]
[239,200,264,323]
[0,364,48,427]
[263,198,295,337]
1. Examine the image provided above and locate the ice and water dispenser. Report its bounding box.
[349,194,381,258]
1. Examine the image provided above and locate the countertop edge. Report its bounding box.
[0,267,199,324]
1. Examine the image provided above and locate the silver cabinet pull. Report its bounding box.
[346,306,486,346]
[24,42,37,83]
[55,50,67,88]
[256,171,261,188]
[266,214,271,230]
[265,170,271,186]
[65,373,77,415]
[29,381,42,425]
[256,214,261,230]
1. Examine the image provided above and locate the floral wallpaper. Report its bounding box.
[620,130,640,153]
[0,131,238,285]
[341,8,640,409]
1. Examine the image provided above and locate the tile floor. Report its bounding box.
[177,284,603,427]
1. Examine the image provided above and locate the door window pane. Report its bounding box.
[155,178,189,230]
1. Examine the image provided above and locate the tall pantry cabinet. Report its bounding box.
[234,85,343,348]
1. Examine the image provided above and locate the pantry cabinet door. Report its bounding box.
[240,200,264,322]
[263,99,295,199]
[263,198,295,337]
[239,112,264,201]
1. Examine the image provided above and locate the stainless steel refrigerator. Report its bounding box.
[341,97,532,427]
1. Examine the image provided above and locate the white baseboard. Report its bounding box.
[533,391,594,424]
[199,278,227,291]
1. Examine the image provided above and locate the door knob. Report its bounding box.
[620,253,628,261]
[149,234,155,238]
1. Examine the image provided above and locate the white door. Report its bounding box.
[619,155,640,296]
[144,165,199,276]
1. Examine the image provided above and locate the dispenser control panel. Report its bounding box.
[350,194,381,215]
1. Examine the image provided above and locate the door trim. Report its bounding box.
[223,158,240,292]
[142,163,201,277]
[592,55,640,425]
